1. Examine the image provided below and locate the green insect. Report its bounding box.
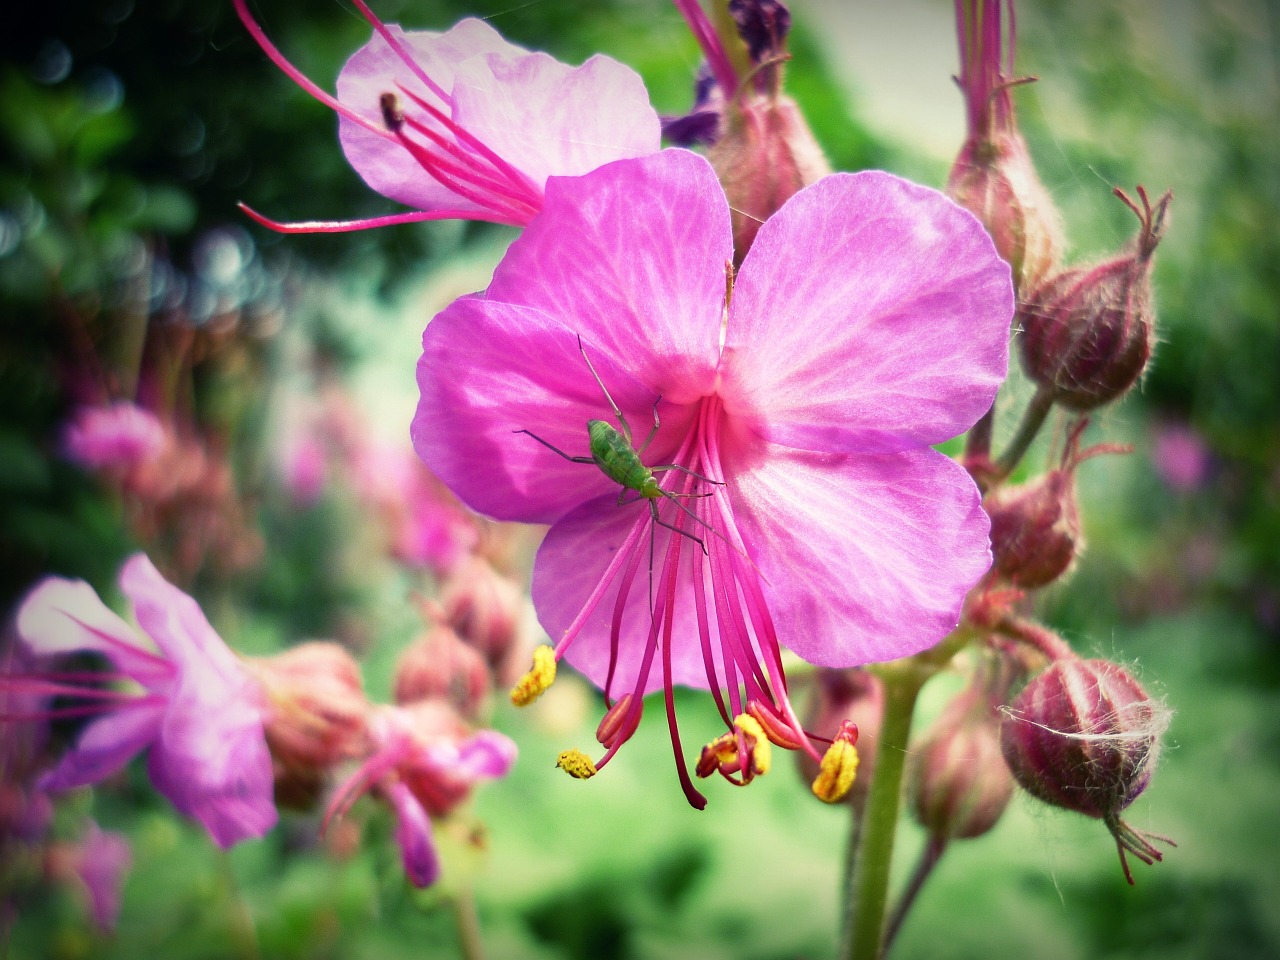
[515,336,721,553]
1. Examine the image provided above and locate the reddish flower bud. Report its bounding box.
[948,131,1064,294]
[798,668,882,807]
[909,682,1014,840]
[252,642,370,803]
[708,93,830,260]
[439,558,526,674]
[986,470,1080,589]
[985,418,1128,589]
[949,0,1063,294]
[1000,657,1174,882]
[1018,186,1172,411]
[394,621,491,718]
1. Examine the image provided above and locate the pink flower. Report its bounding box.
[234,0,660,232]
[53,821,133,932]
[324,702,516,887]
[413,150,1011,805]
[352,440,479,574]
[14,554,276,847]
[61,402,167,473]
[1151,421,1211,492]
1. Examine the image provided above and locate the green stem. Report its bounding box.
[840,665,928,960]
[990,387,1055,484]
[452,887,486,960]
[882,835,948,952]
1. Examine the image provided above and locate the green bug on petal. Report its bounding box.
[515,336,720,553]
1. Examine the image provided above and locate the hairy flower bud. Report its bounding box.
[1018,186,1172,411]
[986,469,1080,588]
[394,621,491,718]
[253,642,370,804]
[709,94,830,260]
[948,131,1064,294]
[1000,657,1174,882]
[909,683,1014,840]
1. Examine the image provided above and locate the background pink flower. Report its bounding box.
[16,554,277,847]
[235,2,660,231]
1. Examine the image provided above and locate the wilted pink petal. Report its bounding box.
[414,149,1011,804]
[13,555,276,847]
[385,780,439,888]
[62,402,167,473]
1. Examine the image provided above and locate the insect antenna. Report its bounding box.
[576,334,633,445]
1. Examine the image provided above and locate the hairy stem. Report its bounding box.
[883,834,948,952]
[840,664,928,960]
[991,387,1054,484]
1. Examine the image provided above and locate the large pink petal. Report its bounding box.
[336,19,523,212]
[414,297,696,524]
[149,685,276,847]
[723,436,992,666]
[16,578,170,688]
[484,149,728,404]
[722,171,1011,453]
[532,494,726,696]
[452,52,659,184]
[38,703,163,792]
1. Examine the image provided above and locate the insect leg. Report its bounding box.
[649,499,707,555]
[577,334,634,446]
[649,463,725,485]
[636,397,662,457]
[513,429,595,463]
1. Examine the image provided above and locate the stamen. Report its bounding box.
[811,720,860,803]
[509,644,557,707]
[596,693,641,749]
[555,749,598,779]
[237,203,512,234]
[231,0,389,139]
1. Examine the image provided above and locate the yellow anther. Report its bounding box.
[509,644,557,707]
[555,748,598,779]
[735,714,771,776]
[811,739,859,804]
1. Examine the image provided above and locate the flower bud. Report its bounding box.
[253,642,370,795]
[1000,657,1174,882]
[948,131,1064,294]
[394,621,491,719]
[909,684,1014,840]
[439,557,526,672]
[986,470,1080,589]
[709,93,830,260]
[798,668,882,807]
[1018,186,1172,411]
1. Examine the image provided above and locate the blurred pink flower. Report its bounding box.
[1151,421,1211,492]
[414,150,1011,803]
[353,440,479,575]
[325,701,516,887]
[234,0,659,232]
[14,554,276,847]
[61,402,167,473]
[51,821,132,932]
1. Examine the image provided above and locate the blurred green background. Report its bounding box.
[2,0,1278,958]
